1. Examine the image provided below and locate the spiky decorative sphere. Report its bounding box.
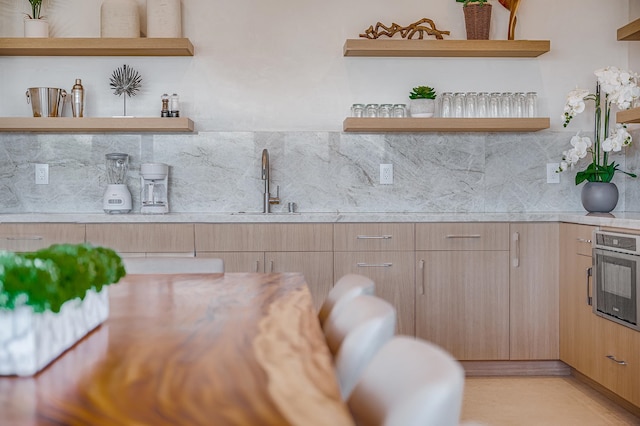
[109,64,142,98]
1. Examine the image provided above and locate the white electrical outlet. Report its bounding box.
[547,163,560,184]
[35,163,49,185]
[380,164,393,185]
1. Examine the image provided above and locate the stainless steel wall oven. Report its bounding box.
[593,230,640,332]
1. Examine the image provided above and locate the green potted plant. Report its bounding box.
[456,0,492,40]
[23,0,49,38]
[409,86,437,118]
[557,66,639,213]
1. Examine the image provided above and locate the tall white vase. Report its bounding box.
[101,0,141,38]
[24,19,49,38]
[147,0,182,38]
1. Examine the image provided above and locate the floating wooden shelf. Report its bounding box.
[0,117,195,133]
[0,38,194,56]
[343,39,551,58]
[617,18,640,41]
[343,117,550,132]
[616,107,640,124]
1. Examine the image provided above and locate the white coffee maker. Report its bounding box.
[103,153,132,214]
[140,163,169,214]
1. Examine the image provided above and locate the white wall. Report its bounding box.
[0,0,631,131]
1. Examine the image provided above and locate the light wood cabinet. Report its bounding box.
[596,317,640,407]
[0,223,85,251]
[416,250,510,360]
[415,223,510,360]
[195,224,334,310]
[334,251,415,336]
[509,223,559,360]
[559,223,599,375]
[85,223,195,256]
[267,252,334,311]
[195,223,332,252]
[333,223,415,335]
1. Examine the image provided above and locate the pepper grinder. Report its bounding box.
[161,93,170,117]
[71,79,84,118]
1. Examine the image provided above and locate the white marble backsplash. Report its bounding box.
[0,130,638,214]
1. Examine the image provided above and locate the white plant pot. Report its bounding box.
[0,288,109,377]
[409,99,436,118]
[24,19,49,38]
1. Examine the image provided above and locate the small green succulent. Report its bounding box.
[409,86,437,100]
[456,0,489,6]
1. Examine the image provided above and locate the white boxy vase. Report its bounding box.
[0,288,109,377]
[409,99,436,118]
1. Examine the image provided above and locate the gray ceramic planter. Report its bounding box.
[581,182,619,213]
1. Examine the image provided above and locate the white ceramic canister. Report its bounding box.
[24,19,49,37]
[146,0,181,38]
[101,0,141,38]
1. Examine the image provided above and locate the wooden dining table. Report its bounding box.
[0,273,354,425]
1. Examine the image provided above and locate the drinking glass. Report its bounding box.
[526,92,538,117]
[365,104,379,118]
[476,92,489,118]
[500,92,513,117]
[351,104,365,117]
[464,92,477,118]
[392,104,407,117]
[379,104,393,118]
[513,92,526,118]
[439,92,453,118]
[453,92,466,118]
[489,92,501,118]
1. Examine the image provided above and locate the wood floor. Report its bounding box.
[461,377,640,426]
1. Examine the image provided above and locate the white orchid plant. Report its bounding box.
[558,66,639,184]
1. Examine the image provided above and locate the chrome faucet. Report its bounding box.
[261,149,280,213]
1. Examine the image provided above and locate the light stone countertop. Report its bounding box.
[3,211,640,230]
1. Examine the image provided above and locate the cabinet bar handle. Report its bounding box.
[419,259,425,295]
[357,262,392,268]
[356,235,392,240]
[512,232,520,268]
[269,260,274,273]
[4,236,43,241]
[445,234,481,239]
[255,260,260,273]
[586,267,592,306]
[606,355,627,365]
[576,238,592,244]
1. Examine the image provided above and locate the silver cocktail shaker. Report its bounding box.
[71,78,84,118]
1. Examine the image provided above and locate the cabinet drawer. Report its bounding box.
[597,318,640,407]
[416,223,509,251]
[86,223,194,253]
[195,224,332,252]
[567,224,596,256]
[0,224,85,252]
[333,223,414,251]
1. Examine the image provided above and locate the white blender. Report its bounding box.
[103,153,132,214]
[140,163,169,214]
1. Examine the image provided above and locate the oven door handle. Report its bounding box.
[586,266,593,306]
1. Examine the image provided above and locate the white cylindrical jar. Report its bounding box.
[101,0,141,38]
[147,0,181,38]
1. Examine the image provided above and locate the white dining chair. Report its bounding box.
[123,256,224,274]
[323,294,396,400]
[348,336,465,426]
[318,273,375,327]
